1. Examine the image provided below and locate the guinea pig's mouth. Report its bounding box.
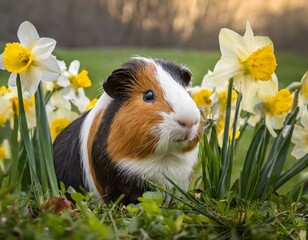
[173,133,192,142]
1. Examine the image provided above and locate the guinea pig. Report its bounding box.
[53,57,203,205]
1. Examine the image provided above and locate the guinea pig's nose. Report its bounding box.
[177,119,198,129]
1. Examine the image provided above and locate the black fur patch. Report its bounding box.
[103,59,146,99]
[91,97,150,204]
[53,112,89,192]
[155,59,192,86]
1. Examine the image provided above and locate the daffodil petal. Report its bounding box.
[243,22,256,52]
[17,21,40,49]
[35,56,60,81]
[57,75,70,87]
[257,74,279,99]
[63,87,76,100]
[265,117,277,137]
[19,66,42,95]
[209,59,242,88]
[31,38,57,60]
[300,111,308,129]
[8,73,17,86]
[0,54,5,70]
[292,125,305,143]
[68,60,80,75]
[291,144,308,160]
[219,28,247,60]
[255,36,273,49]
[240,74,258,113]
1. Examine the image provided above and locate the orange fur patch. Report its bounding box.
[87,110,105,196]
[107,62,173,161]
[183,118,204,152]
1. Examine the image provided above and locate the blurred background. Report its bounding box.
[1,0,307,51]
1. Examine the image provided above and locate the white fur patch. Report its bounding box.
[153,63,201,153]
[80,92,112,199]
[116,147,199,190]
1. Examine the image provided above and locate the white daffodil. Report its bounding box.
[298,71,308,117]
[46,88,72,113]
[58,60,92,93]
[67,88,92,113]
[47,107,78,141]
[0,21,60,95]
[207,22,278,113]
[0,139,11,172]
[44,60,68,92]
[291,110,308,159]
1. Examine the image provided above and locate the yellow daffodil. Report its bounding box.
[0,139,11,172]
[0,86,37,128]
[47,107,78,141]
[256,89,293,137]
[86,97,98,110]
[291,110,308,159]
[207,22,278,113]
[0,21,60,95]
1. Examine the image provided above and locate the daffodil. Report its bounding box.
[58,60,92,90]
[0,139,11,172]
[67,88,92,113]
[298,71,308,117]
[1,86,37,128]
[291,110,308,159]
[0,21,60,95]
[254,89,293,137]
[47,107,78,141]
[207,22,278,113]
[86,97,98,110]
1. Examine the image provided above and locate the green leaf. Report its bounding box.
[273,154,308,191]
[34,83,59,196]
[16,76,43,204]
[217,78,234,198]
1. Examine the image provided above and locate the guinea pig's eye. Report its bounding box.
[143,90,155,103]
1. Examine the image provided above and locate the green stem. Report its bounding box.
[16,76,43,204]
[9,114,19,187]
[217,78,234,198]
[34,82,59,196]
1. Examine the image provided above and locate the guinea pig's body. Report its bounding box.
[54,57,203,204]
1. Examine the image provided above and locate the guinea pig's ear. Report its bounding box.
[102,66,134,99]
[180,66,192,87]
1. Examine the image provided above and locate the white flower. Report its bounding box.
[207,22,278,113]
[291,110,308,159]
[298,71,308,117]
[67,88,91,113]
[0,21,60,95]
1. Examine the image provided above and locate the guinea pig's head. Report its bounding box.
[103,57,203,161]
